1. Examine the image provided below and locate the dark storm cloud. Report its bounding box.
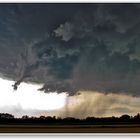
[1,3,140,95]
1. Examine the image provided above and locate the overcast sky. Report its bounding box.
[0,4,140,118]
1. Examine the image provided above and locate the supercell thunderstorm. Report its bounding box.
[0,4,140,96]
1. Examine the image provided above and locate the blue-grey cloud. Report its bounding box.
[0,4,140,95]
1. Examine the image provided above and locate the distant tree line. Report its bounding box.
[0,113,140,125]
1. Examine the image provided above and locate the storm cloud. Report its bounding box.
[1,4,140,95]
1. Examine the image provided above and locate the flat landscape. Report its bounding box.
[0,113,140,133]
[0,124,140,133]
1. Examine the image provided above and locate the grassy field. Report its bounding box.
[0,124,140,133]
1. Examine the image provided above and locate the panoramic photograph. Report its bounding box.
[0,3,140,133]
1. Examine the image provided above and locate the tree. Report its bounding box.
[40,116,46,119]
[134,113,140,120]
[0,113,14,119]
[120,114,130,120]
[22,115,29,119]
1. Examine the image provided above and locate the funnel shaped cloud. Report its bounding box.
[0,78,67,117]
[0,4,140,95]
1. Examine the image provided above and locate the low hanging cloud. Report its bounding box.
[1,77,140,118]
[1,4,140,96]
[0,78,67,118]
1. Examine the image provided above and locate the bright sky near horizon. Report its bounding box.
[0,78,67,117]
[1,77,140,119]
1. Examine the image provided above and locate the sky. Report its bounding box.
[0,77,140,118]
[0,3,140,118]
